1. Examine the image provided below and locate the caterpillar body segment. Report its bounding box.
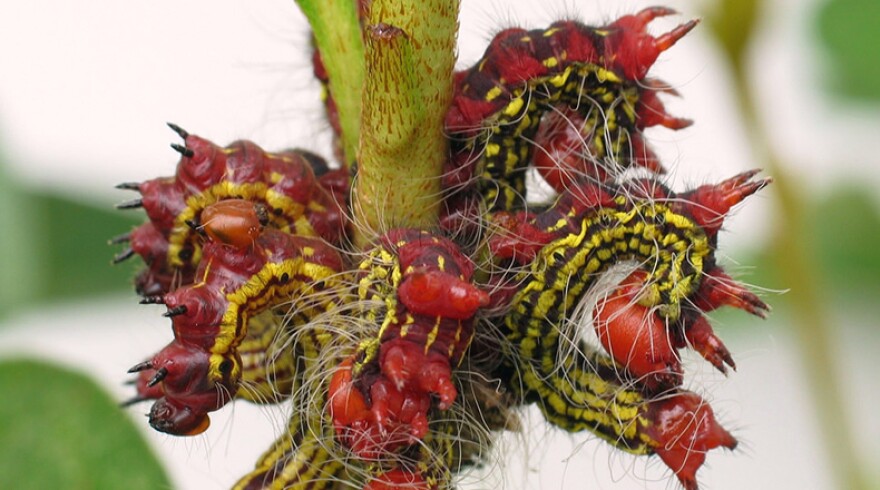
[445,8,697,212]
[233,337,349,490]
[127,221,346,435]
[513,340,735,490]
[329,230,490,461]
[112,127,347,296]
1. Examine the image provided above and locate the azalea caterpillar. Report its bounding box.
[445,8,696,212]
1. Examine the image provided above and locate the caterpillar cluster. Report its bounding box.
[113,7,770,490]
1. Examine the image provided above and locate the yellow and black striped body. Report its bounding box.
[499,187,712,454]
[470,63,640,211]
[233,332,349,490]
[449,22,666,212]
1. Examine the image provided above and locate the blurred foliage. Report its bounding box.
[0,180,141,320]
[739,185,880,312]
[816,0,880,101]
[32,192,141,301]
[706,0,759,71]
[0,359,171,490]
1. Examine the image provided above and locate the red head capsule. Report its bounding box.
[199,199,267,248]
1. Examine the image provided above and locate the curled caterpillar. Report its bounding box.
[491,171,769,488]
[125,199,346,435]
[445,7,696,212]
[112,125,347,296]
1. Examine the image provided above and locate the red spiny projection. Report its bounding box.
[675,169,773,239]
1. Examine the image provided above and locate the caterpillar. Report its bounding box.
[125,199,346,435]
[111,6,772,490]
[444,7,696,212]
[235,229,496,490]
[329,229,489,459]
[490,172,769,488]
[112,125,347,296]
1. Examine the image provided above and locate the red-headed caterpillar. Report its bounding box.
[329,229,490,460]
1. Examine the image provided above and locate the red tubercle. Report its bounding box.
[676,170,772,238]
[692,266,770,318]
[173,133,228,194]
[138,178,185,231]
[593,270,682,390]
[479,28,549,86]
[488,211,558,264]
[364,469,430,490]
[604,7,699,81]
[397,269,489,320]
[130,340,236,436]
[645,392,737,490]
[679,315,736,375]
[635,88,693,131]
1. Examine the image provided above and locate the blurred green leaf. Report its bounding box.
[706,0,760,71]
[817,0,880,100]
[31,192,142,302]
[742,185,880,311]
[0,359,170,490]
[808,185,880,292]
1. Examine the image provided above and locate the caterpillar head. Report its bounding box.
[196,199,268,249]
[129,340,239,436]
[645,391,737,490]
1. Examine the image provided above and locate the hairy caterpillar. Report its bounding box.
[125,199,346,435]
[329,230,488,461]
[445,7,696,212]
[491,172,768,489]
[112,125,347,296]
[111,6,772,490]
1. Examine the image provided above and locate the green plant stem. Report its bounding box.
[711,1,870,488]
[295,0,365,167]
[352,0,459,248]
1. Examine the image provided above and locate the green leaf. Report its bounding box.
[32,193,142,302]
[0,359,171,490]
[816,0,880,100]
